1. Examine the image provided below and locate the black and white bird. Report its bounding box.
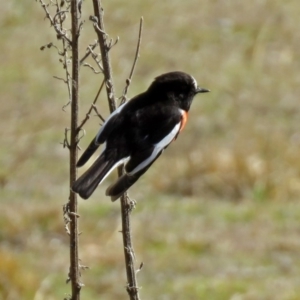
[72,71,209,201]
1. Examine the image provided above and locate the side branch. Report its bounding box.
[121,17,144,104]
[37,0,72,44]
[77,79,105,132]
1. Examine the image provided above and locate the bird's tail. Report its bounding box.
[106,173,141,201]
[72,153,117,200]
[106,150,160,201]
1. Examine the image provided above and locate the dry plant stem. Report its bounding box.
[91,0,116,112]
[38,0,72,105]
[121,17,143,104]
[79,40,99,65]
[91,1,140,299]
[55,0,72,102]
[38,0,72,44]
[68,0,81,299]
[77,79,105,132]
[119,192,140,299]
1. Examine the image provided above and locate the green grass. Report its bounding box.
[1,0,300,299]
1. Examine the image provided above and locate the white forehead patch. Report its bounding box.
[191,75,198,90]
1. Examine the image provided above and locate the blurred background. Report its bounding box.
[1,0,300,299]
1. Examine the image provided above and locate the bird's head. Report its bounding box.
[149,71,209,111]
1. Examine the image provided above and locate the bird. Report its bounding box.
[72,71,209,201]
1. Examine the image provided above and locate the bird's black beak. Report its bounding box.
[196,87,210,94]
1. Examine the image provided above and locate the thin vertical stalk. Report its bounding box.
[69,0,81,299]
[91,1,140,299]
[91,0,116,112]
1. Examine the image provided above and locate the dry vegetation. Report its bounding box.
[1,0,300,299]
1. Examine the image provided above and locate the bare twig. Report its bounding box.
[37,0,72,44]
[120,17,143,104]
[77,79,105,132]
[40,42,65,55]
[63,203,71,236]
[80,40,99,65]
[38,0,72,110]
[83,45,104,72]
[54,0,72,109]
[135,262,144,274]
[62,127,71,149]
[92,105,106,122]
[107,36,120,50]
[53,75,69,83]
[83,62,102,74]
